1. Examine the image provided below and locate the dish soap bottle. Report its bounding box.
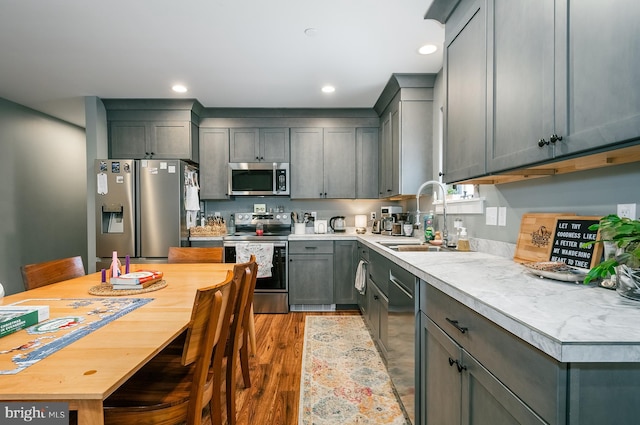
[424,211,435,242]
[457,228,470,251]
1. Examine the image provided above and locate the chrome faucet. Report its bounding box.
[416,180,449,246]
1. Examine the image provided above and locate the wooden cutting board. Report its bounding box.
[513,213,576,263]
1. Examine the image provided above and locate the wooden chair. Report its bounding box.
[21,255,85,291]
[103,270,236,425]
[224,256,259,425]
[169,245,258,358]
[168,246,224,264]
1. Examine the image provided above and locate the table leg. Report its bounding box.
[76,399,104,425]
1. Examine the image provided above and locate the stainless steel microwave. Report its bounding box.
[228,162,289,196]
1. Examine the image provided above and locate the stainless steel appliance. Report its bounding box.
[223,211,291,313]
[381,205,403,217]
[329,216,347,232]
[387,265,416,424]
[95,159,197,266]
[380,206,403,235]
[372,219,381,234]
[228,162,289,196]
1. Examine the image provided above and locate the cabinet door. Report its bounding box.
[290,128,325,198]
[486,0,556,173]
[461,350,546,425]
[229,128,260,162]
[379,113,393,197]
[199,128,230,200]
[424,317,462,425]
[109,122,148,158]
[288,254,334,304]
[260,128,290,162]
[390,106,401,197]
[323,128,356,199]
[150,121,193,159]
[333,241,357,304]
[555,0,640,157]
[356,128,379,199]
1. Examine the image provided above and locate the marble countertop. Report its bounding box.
[357,234,640,363]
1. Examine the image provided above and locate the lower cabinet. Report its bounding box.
[333,240,357,305]
[288,241,334,305]
[420,282,564,425]
[365,278,388,359]
[422,315,546,425]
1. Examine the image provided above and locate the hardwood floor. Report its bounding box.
[224,311,360,425]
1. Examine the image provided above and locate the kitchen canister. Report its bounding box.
[294,223,306,235]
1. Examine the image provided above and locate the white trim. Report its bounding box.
[434,197,485,215]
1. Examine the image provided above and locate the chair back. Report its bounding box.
[21,255,85,291]
[182,270,235,425]
[230,256,258,348]
[168,247,224,264]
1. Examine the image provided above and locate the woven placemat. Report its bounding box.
[88,280,167,296]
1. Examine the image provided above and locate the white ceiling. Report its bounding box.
[0,0,444,127]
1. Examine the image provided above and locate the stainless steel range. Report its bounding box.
[223,212,291,313]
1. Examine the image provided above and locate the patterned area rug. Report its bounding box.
[299,315,407,425]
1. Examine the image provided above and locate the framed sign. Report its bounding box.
[547,216,604,269]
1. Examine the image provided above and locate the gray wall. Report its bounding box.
[0,98,87,295]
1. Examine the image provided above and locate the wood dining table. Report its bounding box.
[0,262,234,425]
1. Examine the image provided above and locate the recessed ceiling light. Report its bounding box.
[304,28,318,37]
[418,44,438,55]
[321,85,335,94]
[172,84,188,93]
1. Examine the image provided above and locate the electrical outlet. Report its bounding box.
[370,212,376,220]
[617,203,637,219]
[311,212,317,219]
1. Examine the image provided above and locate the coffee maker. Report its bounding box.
[380,206,403,236]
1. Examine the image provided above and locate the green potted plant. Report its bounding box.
[583,214,640,299]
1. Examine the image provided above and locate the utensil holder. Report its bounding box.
[294,223,306,235]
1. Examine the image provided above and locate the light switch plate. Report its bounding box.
[485,207,498,226]
[498,207,507,226]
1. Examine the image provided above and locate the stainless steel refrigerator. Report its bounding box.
[95,159,198,266]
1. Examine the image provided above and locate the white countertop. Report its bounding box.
[190,229,640,362]
[356,234,640,364]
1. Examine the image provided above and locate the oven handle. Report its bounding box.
[224,241,288,248]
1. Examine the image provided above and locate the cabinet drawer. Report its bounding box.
[357,242,369,261]
[289,240,333,254]
[426,285,566,425]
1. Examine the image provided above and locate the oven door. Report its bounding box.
[224,241,289,313]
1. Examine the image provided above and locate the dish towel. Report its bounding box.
[355,260,367,295]
[236,243,274,278]
[184,167,200,229]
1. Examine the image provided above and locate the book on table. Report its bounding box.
[0,305,50,338]
[110,270,163,289]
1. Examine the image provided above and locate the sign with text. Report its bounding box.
[547,216,603,269]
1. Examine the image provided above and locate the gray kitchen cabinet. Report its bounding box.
[355,128,379,199]
[356,242,369,316]
[433,0,640,183]
[333,240,357,305]
[288,241,334,305]
[553,0,640,158]
[229,127,289,163]
[441,0,488,182]
[199,128,230,200]
[374,74,434,197]
[366,278,388,359]
[109,120,199,161]
[421,283,563,425]
[485,0,557,173]
[290,127,356,199]
[104,99,202,162]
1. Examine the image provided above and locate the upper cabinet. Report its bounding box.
[430,0,640,183]
[290,127,357,199]
[356,128,380,199]
[374,74,435,198]
[104,99,202,162]
[199,128,230,200]
[229,127,289,163]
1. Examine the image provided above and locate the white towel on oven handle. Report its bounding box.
[235,243,274,278]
